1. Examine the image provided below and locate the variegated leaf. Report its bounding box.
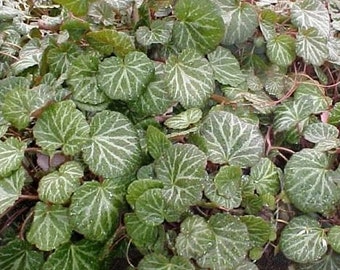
[297,252,340,270]
[266,35,296,67]
[0,138,26,177]
[164,108,202,130]
[303,122,339,143]
[136,20,173,46]
[139,253,195,270]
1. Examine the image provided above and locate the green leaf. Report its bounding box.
[164,108,202,130]
[199,111,265,167]
[146,126,172,160]
[33,100,90,156]
[172,0,225,54]
[138,253,195,270]
[154,144,206,212]
[240,216,271,247]
[296,28,328,66]
[329,102,340,125]
[0,137,26,177]
[60,19,90,41]
[38,161,83,204]
[136,20,173,46]
[249,158,280,195]
[0,168,26,215]
[27,202,72,251]
[175,215,214,258]
[53,0,92,16]
[0,240,44,270]
[42,240,101,270]
[266,35,296,67]
[69,180,121,241]
[328,226,340,253]
[197,213,250,269]
[82,110,141,179]
[291,0,330,37]
[165,49,214,109]
[97,52,154,101]
[207,46,246,86]
[86,29,135,57]
[304,122,339,143]
[297,252,340,270]
[285,149,340,214]
[235,260,259,270]
[280,215,327,264]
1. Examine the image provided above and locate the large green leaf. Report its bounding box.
[53,0,92,16]
[33,100,90,156]
[164,108,202,130]
[280,215,327,264]
[0,240,44,270]
[297,252,340,270]
[69,180,121,241]
[266,35,296,67]
[138,253,195,270]
[42,240,101,270]
[0,168,26,215]
[146,126,172,160]
[27,202,72,251]
[197,213,250,270]
[97,51,154,101]
[284,149,340,214]
[172,0,225,54]
[199,111,265,167]
[207,46,245,86]
[136,20,173,46]
[38,161,83,204]
[240,215,272,248]
[0,137,26,177]
[165,49,214,109]
[82,110,141,178]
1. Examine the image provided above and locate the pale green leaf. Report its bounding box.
[280,215,327,263]
[240,216,271,247]
[27,202,72,251]
[53,0,92,16]
[138,253,195,270]
[136,20,173,46]
[97,51,154,101]
[33,100,90,156]
[82,110,141,178]
[69,180,121,241]
[88,1,116,26]
[304,123,339,143]
[328,226,340,253]
[0,138,26,177]
[0,168,26,215]
[207,46,246,86]
[172,0,225,54]
[235,260,259,270]
[165,49,214,109]
[38,161,83,204]
[266,35,296,67]
[297,252,340,270]
[0,240,44,270]
[146,126,172,160]
[199,111,265,167]
[164,108,202,130]
[285,149,340,214]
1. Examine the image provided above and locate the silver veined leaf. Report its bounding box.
[204,181,238,209]
[0,137,26,177]
[175,215,214,258]
[259,9,277,41]
[291,0,330,37]
[266,35,296,67]
[0,168,26,215]
[249,158,280,195]
[53,0,91,16]
[42,240,101,270]
[235,260,259,270]
[146,126,172,160]
[303,122,339,143]
[280,215,327,264]
[165,49,214,109]
[97,51,154,101]
[136,20,173,46]
[164,108,203,130]
[88,1,116,26]
[172,0,225,54]
[207,46,246,86]
[69,180,121,241]
[154,144,207,212]
[240,215,272,248]
[82,110,141,178]
[38,161,83,204]
[103,0,133,10]
[0,240,44,270]
[27,202,72,251]
[247,73,263,92]
[197,213,250,269]
[296,28,328,66]
[33,100,90,156]
[199,111,265,167]
[328,226,340,253]
[138,253,195,270]
[297,252,340,270]
[264,69,288,98]
[285,149,340,214]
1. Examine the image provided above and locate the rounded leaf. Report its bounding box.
[138,253,195,270]
[297,252,340,270]
[136,20,173,46]
[164,108,203,130]
[240,216,272,247]
[303,122,339,143]
[146,125,172,160]
[266,35,296,67]
[328,225,340,253]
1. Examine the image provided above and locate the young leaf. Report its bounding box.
[97,51,154,101]
[33,100,90,156]
[27,202,72,251]
[43,240,101,270]
[280,215,327,264]
[0,240,44,270]
[285,149,340,214]
[164,108,203,130]
[328,226,340,253]
[82,110,141,179]
[172,0,225,54]
[0,137,26,177]
[240,215,272,248]
[146,126,172,160]
[136,20,173,46]
[165,49,214,109]
[266,35,296,67]
[69,180,121,241]
[53,0,92,16]
[138,253,195,270]
[38,161,83,204]
[199,111,265,167]
[0,168,26,215]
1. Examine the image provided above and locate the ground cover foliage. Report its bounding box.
[0,0,340,269]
